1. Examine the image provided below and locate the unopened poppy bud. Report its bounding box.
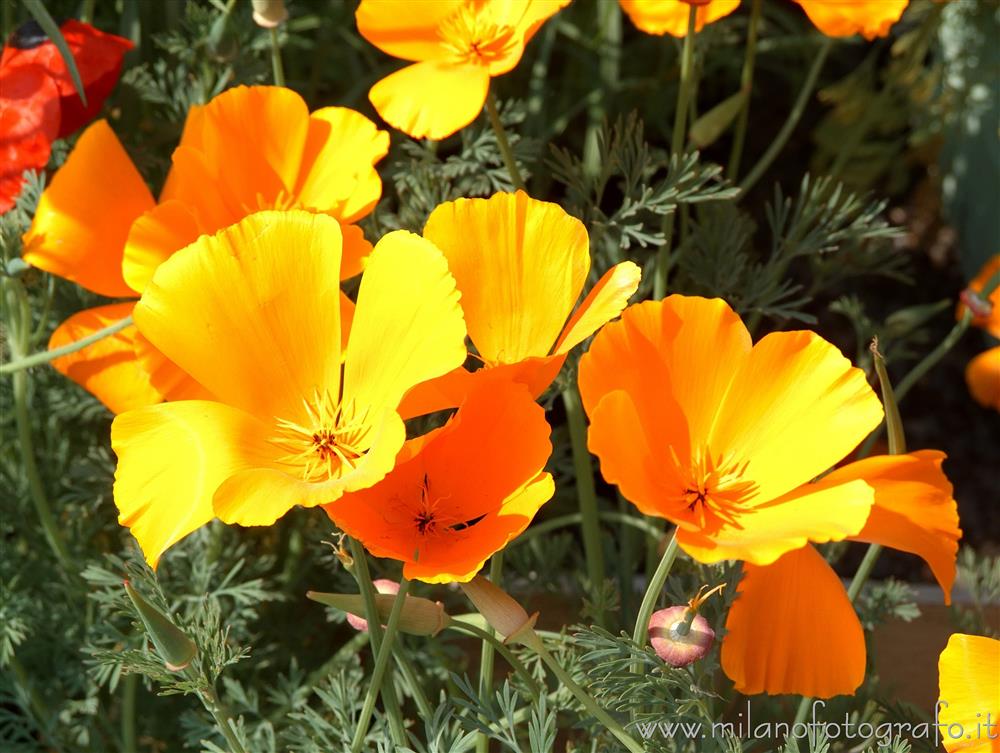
[647,584,723,668]
[346,579,399,632]
[460,576,539,647]
[307,589,451,636]
[123,581,197,672]
[251,0,288,28]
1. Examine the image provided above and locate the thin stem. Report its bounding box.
[631,531,679,675]
[727,0,762,181]
[269,26,285,86]
[476,553,504,753]
[583,0,621,177]
[392,644,434,721]
[351,578,411,753]
[449,620,542,703]
[200,685,248,753]
[2,314,133,374]
[738,36,833,196]
[121,673,138,753]
[485,90,525,190]
[653,5,698,300]
[561,387,606,627]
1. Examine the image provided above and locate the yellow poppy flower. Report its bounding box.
[356,0,569,139]
[793,0,909,40]
[937,634,1000,753]
[21,85,388,412]
[619,0,739,37]
[112,210,467,568]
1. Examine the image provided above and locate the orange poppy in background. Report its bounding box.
[355,0,569,139]
[1,18,132,212]
[580,295,959,697]
[793,0,909,40]
[326,381,554,583]
[962,255,1000,411]
[619,0,739,37]
[937,634,1000,753]
[21,85,388,413]
[112,210,467,568]
[401,190,641,416]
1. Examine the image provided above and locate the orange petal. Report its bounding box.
[709,330,884,502]
[553,261,641,355]
[423,191,590,363]
[824,450,961,602]
[966,347,1000,410]
[134,210,344,422]
[112,400,275,568]
[159,145,234,229]
[132,329,214,402]
[620,0,740,37]
[937,634,1000,753]
[793,0,908,40]
[340,222,373,280]
[122,200,203,294]
[721,545,866,698]
[369,59,490,140]
[355,0,462,61]
[22,120,152,297]
[676,477,874,566]
[48,302,162,414]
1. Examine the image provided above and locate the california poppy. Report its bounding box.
[962,255,1000,411]
[619,0,739,37]
[401,190,641,415]
[1,18,132,212]
[793,0,909,40]
[22,85,388,412]
[112,210,467,568]
[580,295,959,697]
[355,0,569,140]
[325,381,554,583]
[937,633,1000,753]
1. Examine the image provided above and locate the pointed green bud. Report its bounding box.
[306,590,451,637]
[123,581,198,672]
[870,338,906,455]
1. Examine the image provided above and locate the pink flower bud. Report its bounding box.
[346,579,399,632]
[648,605,715,668]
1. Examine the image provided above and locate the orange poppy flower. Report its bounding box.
[937,634,1000,753]
[355,0,569,139]
[579,295,960,697]
[325,381,554,583]
[112,210,467,568]
[961,255,1000,411]
[401,190,641,416]
[793,0,909,40]
[619,0,739,37]
[1,19,132,212]
[21,85,388,413]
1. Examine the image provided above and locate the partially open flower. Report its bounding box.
[648,584,722,667]
[346,579,399,631]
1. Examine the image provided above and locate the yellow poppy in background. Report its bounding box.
[937,633,1000,753]
[619,0,739,37]
[793,0,909,40]
[401,190,641,415]
[21,85,388,412]
[356,0,569,140]
[112,210,467,568]
[580,295,959,697]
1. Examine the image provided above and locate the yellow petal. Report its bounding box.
[721,545,866,698]
[22,120,152,297]
[355,0,462,61]
[553,261,641,355]
[132,329,215,402]
[423,190,589,363]
[793,0,908,40]
[112,401,274,568]
[122,200,202,294]
[620,0,740,37]
[938,634,1000,753]
[48,302,162,414]
[134,211,344,422]
[343,230,467,415]
[369,59,490,140]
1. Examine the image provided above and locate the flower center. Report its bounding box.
[437,3,518,65]
[669,448,758,534]
[271,391,372,482]
[411,474,485,539]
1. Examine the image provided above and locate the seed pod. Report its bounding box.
[648,605,715,668]
[123,581,197,672]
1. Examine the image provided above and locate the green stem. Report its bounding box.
[121,673,137,753]
[653,5,698,300]
[2,314,133,374]
[9,652,61,751]
[351,578,410,753]
[727,0,762,181]
[269,26,285,86]
[200,685,248,753]
[392,644,434,721]
[561,387,606,627]
[583,0,621,178]
[486,90,525,190]
[631,531,679,676]
[449,620,542,703]
[738,36,833,196]
[476,553,504,753]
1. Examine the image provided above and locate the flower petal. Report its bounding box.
[22,120,152,296]
[620,0,740,37]
[355,0,462,61]
[424,191,590,363]
[938,634,1000,753]
[721,545,866,698]
[369,59,490,140]
[122,200,202,294]
[553,261,641,355]
[112,401,274,568]
[343,230,467,415]
[340,221,373,280]
[132,329,214,402]
[793,0,908,40]
[0,64,59,213]
[134,210,344,421]
[48,302,162,413]
[826,451,960,602]
[966,347,1000,410]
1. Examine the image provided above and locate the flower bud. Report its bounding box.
[648,605,715,668]
[460,576,539,646]
[251,0,288,28]
[346,579,398,631]
[123,581,198,672]
[307,588,451,637]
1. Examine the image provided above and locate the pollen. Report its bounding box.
[437,4,518,65]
